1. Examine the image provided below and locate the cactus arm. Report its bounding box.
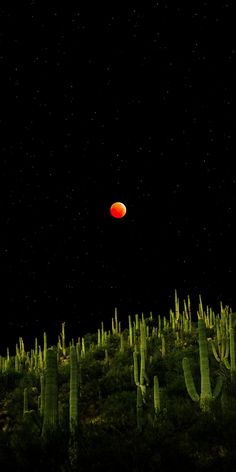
[213,375,223,399]
[133,351,139,386]
[223,358,230,369]
[225,338,230,359]
[61,322,66,356]
[211,340,221,362]
[182,357,199,402]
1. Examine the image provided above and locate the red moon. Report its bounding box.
[110,202,127,219]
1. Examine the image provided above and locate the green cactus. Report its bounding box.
[161,333,165,357]
[120,333,124,353]
[39,374,45,417]
[182,318,223,412]
[153,375,161,415]
[97,328,101,347]
[224,313,236,379]
[128,315,133,347]
[61,322,66,357]
[211,329,229,365]
[133,321,150,431]
[41,348,58,438]
[43,332,47,369]
[15,354,20,372]
[69,345,79,434]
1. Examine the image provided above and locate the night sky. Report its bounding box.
[1,2,236,352]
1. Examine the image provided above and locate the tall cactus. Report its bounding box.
[41,348,58,438]
[69,344,78,434]
[153,375,161,415]
[43,332,47,369]
[61,322,66,357]
[39,373,45,417]
[133,320,150,431]
[128,315,133,347]
[182,318,223,412]
[224,313,236,380]
[133,321,149,403]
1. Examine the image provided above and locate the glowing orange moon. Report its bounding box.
[110,202,127,219]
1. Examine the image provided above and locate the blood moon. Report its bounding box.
[110,202,127,219]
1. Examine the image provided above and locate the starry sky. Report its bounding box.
[1,2,236,351]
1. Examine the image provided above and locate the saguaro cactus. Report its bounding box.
[41,347,58,438]
[69,344,79,434]
[153,375,161,415]
[133,321,149,404]
[224,313,236,380]
[39,373,45,416]
[61,322,66,357]
[133,321,150,431]
[211,321,229,365]
[182,318,223,412]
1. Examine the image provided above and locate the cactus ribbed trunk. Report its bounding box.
[153,375,161,415]
[41,348,58,438]
[229,314,236,378]
[69,345,79,434]
[198,318,212,410]
[182,318,222,412]
[40,373,45,416]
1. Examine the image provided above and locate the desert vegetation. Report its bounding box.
[0,290,236,471]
